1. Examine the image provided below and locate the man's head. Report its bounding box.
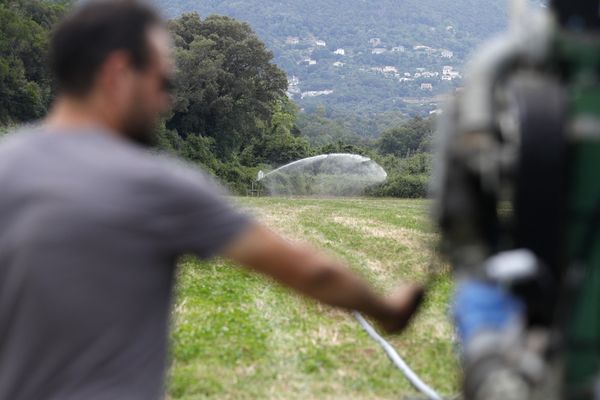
[50,0,173,144]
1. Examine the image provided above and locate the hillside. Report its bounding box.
[155,0,510,116]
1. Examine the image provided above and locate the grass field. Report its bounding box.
[167,197,458,399]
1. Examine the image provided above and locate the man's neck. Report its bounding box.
[45,95,121,135]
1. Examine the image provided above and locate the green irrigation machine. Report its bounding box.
[433,0,600,399]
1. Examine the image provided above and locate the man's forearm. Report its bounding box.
[223,223,421,332]
[290,257,394,321]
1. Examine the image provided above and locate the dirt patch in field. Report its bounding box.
[327,214,439,282]
[330,214,433,252]
[245,205,309,238]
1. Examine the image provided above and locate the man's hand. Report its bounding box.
[221,222,424,333]
[377,284,424,334]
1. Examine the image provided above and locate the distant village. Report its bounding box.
[284,29,462,101]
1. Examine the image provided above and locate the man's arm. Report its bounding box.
[221,222,423,333]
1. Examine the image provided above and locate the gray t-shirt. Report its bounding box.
[0,127,250,400]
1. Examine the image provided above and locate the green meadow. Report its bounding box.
[167,197,457,399]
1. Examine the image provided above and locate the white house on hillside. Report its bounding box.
[422,71,439,78]
[441,49,454,58]
[315,40,327,47]
[413,45,435,54]
[288,75,300,86]
[442,65,462,80]
[299,58,317,66]
[301,90,334,99]
[334,48,345,56]
[369,37,382,47]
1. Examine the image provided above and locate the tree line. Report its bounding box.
[0,0,434,198]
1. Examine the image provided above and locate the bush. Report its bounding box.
[367,173,429,198]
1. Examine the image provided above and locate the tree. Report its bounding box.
[166,13,288,158]
[240,98,312,166]
[377,117,434,157]
[0,0,69,124]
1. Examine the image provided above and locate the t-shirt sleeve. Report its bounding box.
[154,159,252,259]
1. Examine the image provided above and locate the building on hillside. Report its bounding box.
[372,48,387,55]
[286,75,301,98]
[334,48,345,56]
[442,65,462,80]
[286,87,301,97]
[413,45,435,54]
[391,46,406,53]
[382,66,398,74]
[301,90,334,99]
[441,49,454,58]
[448,71,462,79]
[333,61,345,67]
[420,83,433,91]
[422,71,439,78]
[286,36,300,45]
[315,40,327,47]
[369,37,382,47]
[299,58,317,66]
[286,82,301,98]
[288,75,300,86]
[404,72,411,77]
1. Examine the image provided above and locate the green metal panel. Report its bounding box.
[556,31,600,397]
[566,142,600,395]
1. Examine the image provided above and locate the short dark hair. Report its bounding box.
[50,0,163,96]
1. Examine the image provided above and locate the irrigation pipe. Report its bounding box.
[352,311,444,400]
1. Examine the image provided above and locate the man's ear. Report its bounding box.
[96,51,134,96]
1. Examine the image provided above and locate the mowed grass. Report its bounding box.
[167,197,458,399]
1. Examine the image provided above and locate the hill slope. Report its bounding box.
[156,0,510,116]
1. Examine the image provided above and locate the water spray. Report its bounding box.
[258,153,387,196]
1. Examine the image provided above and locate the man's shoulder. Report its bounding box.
[0,125,38,145]
[0,125,224,196]
[0,125,43,159]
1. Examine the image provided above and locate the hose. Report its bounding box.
[353,311,444,400]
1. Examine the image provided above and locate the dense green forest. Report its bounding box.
[0,0,70,124]
[0,0,434,198]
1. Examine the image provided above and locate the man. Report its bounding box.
[0,1,423,399]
